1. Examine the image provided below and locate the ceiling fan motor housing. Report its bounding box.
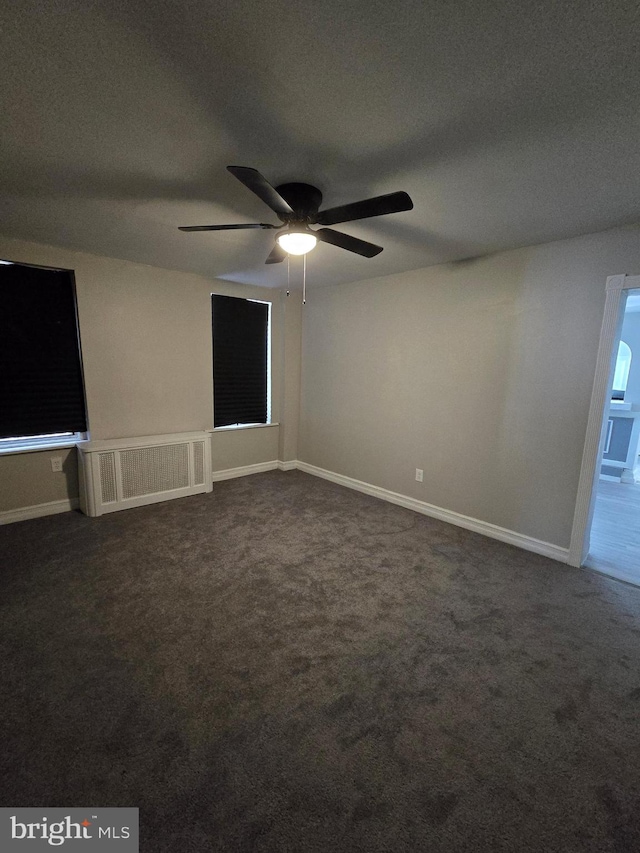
[275,183,323,221]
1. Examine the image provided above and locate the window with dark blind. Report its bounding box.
[212,295,269,428]
[0,262,87,440]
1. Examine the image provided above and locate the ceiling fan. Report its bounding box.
[179,166,414,264]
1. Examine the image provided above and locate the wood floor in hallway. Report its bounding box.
[586,479,640,585]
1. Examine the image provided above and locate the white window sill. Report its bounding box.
[209,423,279,432]
[0,437,83,457]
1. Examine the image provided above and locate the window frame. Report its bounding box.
[211,294,273,430]
[0,431,87,456]
[0,257,89,449]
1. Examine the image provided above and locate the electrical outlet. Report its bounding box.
[51,457,63,472]
[415,468,423,482]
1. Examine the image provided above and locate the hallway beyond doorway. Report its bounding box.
[586,479,640,586]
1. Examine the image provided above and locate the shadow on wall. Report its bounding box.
[62,451,79,498]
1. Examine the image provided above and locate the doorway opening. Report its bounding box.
[570,275,640,585]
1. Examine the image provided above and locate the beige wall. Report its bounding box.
[0,448,78,511]
[4,224,640,544]
[211,426,280,471]
[0,235,300,513]
[299,224,640,549]
[278,290,303,463]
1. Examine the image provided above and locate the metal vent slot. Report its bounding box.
[120,444,189,499]
[193,441,205,485]
[99,452,117,504]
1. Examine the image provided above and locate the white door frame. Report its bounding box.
[568,273,640,567]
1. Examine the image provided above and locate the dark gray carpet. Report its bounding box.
[1,470,640,852]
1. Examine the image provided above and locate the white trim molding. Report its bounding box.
[0,437,83,457]
[211,459,298,481]
[1,461,293,523]
[0,460,571,568]
[296,461,569,564]
[569,273,640,567]
[0,498,79,525]
[210,423,280,432]
[212,460,280,481]
[77,431,209,452]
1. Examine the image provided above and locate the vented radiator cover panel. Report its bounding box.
[99,452,117,504]
[78,432,212,516]
[120,444,189,498]
[193,440,205,486]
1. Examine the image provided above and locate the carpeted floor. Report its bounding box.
[1,470,640,852]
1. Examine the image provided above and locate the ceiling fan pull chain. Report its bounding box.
[303,254,307,305]
[287,255,290,296]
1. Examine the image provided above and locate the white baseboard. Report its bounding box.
[212,460,280,482]
[0,497,79,525]
[211,459,299,481]
[1,463,570,566]
[296,461,569,564]
[0,462,295,523]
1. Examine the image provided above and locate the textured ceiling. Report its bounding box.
[1,0,639,288]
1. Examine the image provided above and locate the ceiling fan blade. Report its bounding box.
[313,191,413,226]
[315,228,383,258]
[265,243,287,264]
[178,223,276,231]
[227,166,294,216]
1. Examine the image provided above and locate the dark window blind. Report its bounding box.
[0,263,87,439]
[212,295,268,428]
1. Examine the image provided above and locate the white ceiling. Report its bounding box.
[1,0,639,288]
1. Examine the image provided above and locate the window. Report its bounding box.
[612,340,632,401]
[0,261,87,446]
[212,294,270,428]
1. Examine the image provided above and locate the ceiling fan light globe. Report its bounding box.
[277,230,317,255]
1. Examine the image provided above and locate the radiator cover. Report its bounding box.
[78,432,212,516]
